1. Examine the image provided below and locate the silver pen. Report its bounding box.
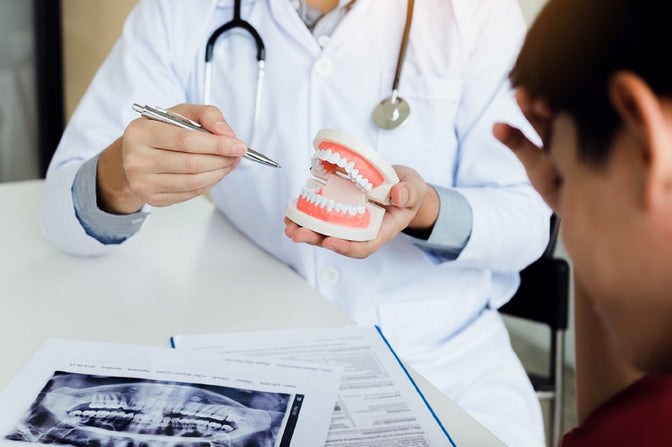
[131,104,280,168]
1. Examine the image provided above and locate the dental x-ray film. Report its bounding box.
[0,339,342,447]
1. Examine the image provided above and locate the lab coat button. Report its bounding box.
[320,266,340,286]
[317,35,330,48]
[314,57,333,76]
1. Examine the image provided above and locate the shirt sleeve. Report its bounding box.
[72,153,149,244]
[404,185,473,261]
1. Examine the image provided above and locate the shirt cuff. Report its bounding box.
[405,185,473,260]
[72,153,148,244]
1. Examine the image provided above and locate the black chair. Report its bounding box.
[499,214,570,447]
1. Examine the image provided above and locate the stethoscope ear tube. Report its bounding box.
[203,0,267,140]
[205,0,265,63]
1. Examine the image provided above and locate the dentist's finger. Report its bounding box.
[168,103,236,137]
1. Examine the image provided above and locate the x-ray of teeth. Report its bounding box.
[4,371,298,447]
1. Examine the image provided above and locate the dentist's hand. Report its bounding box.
[96,103,247,214]
[493,89,562,212]
[284,165,439,259]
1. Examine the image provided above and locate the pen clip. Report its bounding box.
[153,106,202,129]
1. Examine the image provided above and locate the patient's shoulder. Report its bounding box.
[562,374,672,446]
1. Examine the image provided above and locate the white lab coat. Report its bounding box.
[41,1,551,445]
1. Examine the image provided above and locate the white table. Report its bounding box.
[0,179,504,446]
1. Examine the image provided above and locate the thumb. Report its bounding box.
[391,182,423,208]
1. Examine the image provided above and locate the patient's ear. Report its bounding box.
[608,71,672,208]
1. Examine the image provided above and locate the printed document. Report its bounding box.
[0,339,341,447]
[172,325,454,446]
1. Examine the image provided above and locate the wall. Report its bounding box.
[0,1,38,181]
[61,0,138,121]
[518,0,547,25]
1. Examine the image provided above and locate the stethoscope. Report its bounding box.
[204,0,415,134]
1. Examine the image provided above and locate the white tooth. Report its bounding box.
[357,205,366,214]
[318,150,330,160]
[351,168,359,178]
[320,196,328,207]
[366,182,373,192]
[335,203,343,213]
[346,161,355,172]
[328,152,340,164]
[327,199,335,211]
[348,206,357,216]
[337,157,347,168]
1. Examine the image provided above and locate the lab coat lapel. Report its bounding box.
[267,0,321,55]
[322,0,374,52]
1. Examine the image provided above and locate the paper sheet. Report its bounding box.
[0,339,342,447]
[172,325,454,447]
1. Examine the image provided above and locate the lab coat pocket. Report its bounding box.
[375,72,463,185]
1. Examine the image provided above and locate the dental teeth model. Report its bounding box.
[286,129,399,241]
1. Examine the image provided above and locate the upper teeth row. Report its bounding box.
[312,149,374,192]
[301,188,367,216]
[88,396,232,420]
[68,410,235,432]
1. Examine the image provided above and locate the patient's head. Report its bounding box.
[513,0,672,372]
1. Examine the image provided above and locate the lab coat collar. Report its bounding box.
[213,0,372,56]
[267,0,321,55]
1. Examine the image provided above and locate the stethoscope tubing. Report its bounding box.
[391,0,414,103]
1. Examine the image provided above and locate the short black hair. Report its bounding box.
[511,0,672,166]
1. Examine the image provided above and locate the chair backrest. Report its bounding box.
[499,215,570,331]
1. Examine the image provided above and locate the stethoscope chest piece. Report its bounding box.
[372,95,410,130]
